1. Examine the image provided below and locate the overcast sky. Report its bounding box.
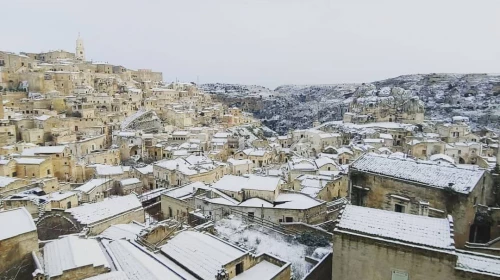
[2,0,499,88]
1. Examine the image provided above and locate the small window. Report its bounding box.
[285,217,293,222]
[47,170,51,175]
[395,204,404,213]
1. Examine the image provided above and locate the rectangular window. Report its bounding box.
[285,217,293,222]
[395,204,404,213]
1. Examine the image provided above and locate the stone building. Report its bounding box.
[349,153,494,247]
[0,207,38,280]
[333,205,500,280]
[34,236,110,280]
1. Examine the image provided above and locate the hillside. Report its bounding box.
[202,73,500,135]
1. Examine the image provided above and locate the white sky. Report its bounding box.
[2,0,499,88]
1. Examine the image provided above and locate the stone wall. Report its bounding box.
[350,170,492,247]
[0,231,38,279]
[50,264,109,280]
[302,252,332,280]
[332,231,457,280]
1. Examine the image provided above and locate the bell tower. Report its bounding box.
[76,33,85,61]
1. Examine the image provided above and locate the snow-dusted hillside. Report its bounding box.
[199,83,276,98]
[202,74,500,134]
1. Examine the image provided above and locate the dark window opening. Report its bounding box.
[395,204,404,213]
[236,263,244,275]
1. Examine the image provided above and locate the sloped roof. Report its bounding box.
[74,178,112,193]
[161,231,246,280]
[43,236,110,278]
[351,153,484,194]
[0,208,36,240]
[337,205,454,250]
[66,195,142,225]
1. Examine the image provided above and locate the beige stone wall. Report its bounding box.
[317,177,348,201]
[16,158,53,179]
[0,230,38,276]
[50,264,109,280]
[0,124,17,144]
[0,161,15,176]
[50,194,78,210]
[161,195,193,221]
[21,128,44,144]
[332,232,457,280]
[83,149,120,165]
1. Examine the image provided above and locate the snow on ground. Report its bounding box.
[214,216,331,279]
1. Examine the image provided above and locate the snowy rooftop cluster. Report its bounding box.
[154,156,217,176]
[336,205,455,250]
[351,153,485,194]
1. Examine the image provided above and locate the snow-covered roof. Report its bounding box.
[378,147,392,154]
[105,239,187,280]
[14,157,47,165]
[47,191,76,201]
[336,205,454,250]
[164,181,208,199]
[74,178,112,193]
[273,193,323,209]
[94,164,127,176]
[314,157,337,168]
[379,133,393,140]
[172,130,189,136]
[22,145,67,155]
[160,231,246,280]
[455,250,500,277]
[429,154,455,164]
[66,195,142,225]
[0,176,20,188]
[134,165,153,175]
[351,153,484,194]
[227,158,252,166]
[154,158,216,176]
[363,138,384,144]
[43,236,110,278]
[239,197,274,208]
[34,115,52,121]
[232,260,283,280]
[213,132,231,138]
[116,131,136,137]
[100,223,145,241]
[212,175,281,192]
[120,178,141,186]
[0,208,36,240]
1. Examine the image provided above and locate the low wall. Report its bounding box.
[302,252,332,280]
